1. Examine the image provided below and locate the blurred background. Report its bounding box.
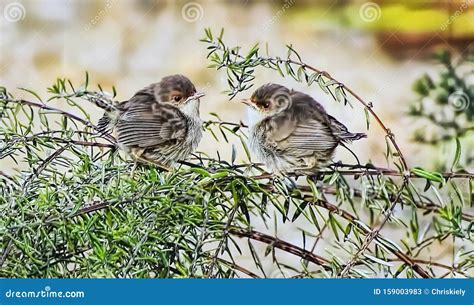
[1,0,473,169]
[1,0,473,277]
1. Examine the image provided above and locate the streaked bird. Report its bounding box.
[97,74,205,170]
[242,83,366,174]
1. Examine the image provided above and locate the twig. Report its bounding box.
[15,99,94,129]
[24,145,69,189]
[229,227,331,268]
[19,135,115,149]
[387,258,469,278]
[216,258,260,278]
[204,120,248,128]
[9,99,115,142]
[298,184,474,222]
[251,168,474,180]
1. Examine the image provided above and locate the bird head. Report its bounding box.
[157,74,205,108]
[242,83,292,117]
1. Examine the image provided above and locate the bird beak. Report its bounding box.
[193,92,206,100]
[186,92,205,103]
[241,99,254,107]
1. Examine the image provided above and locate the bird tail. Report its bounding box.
[328,115,366,142]
[87,94,116,112]
[85,94,118,135]
[340,132,367,142]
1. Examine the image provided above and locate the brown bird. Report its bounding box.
[97,74,205,170]
[242,83,366,175]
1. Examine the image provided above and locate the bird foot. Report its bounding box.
[328,161,343,170]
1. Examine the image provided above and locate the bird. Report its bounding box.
[242,83,366,175]
[96,74,205,170]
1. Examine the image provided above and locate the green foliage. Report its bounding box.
[0,32,473,279]
[409,50,474,147]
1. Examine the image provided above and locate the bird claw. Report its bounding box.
[328,161,343,170]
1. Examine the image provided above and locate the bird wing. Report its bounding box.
[115,95,187,148]
[271,117,338,153]
[264,92,338,153]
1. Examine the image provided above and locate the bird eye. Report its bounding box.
[173,96,182,102]
[263,102,270,109]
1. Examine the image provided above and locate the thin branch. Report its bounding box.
[216,257,261,278]
[298,184,474,222]
[16,135,115,149]
[22,145,69,191]
[387,258,469,278]
[251,169,474,180]
[229,227,331,268]
[15,99,94,129]
[204,120,248,128]
[9,99,115,142]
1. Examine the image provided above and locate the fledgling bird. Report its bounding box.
[97,74,205,170]
[242,83,366,175]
